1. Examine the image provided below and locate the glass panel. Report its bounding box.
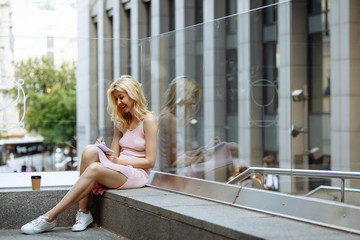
[143,3,285,187]
[0,36,136,173]
[0,0,79,175]
[1,0,359,206]
[0,36,78,172]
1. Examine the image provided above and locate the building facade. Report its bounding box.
[0,0,18,133]
[76,0,360,192]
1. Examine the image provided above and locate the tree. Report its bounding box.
[12,56,76,145]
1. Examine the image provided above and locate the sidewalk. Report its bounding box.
[0,226,128,240]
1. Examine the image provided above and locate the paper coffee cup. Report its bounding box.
[31,175,41,190]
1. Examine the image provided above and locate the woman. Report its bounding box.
[158,76,228,178]
[158,76,201,174]
[21,75,158,234]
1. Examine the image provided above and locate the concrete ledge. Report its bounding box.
[2,185,360,239]
[92,187,360,240]
[0,187,79,229]
[92,187,255,240]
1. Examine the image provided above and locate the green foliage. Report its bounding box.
[12,56,76,145]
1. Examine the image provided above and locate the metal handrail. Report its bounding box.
[226,167,360,203]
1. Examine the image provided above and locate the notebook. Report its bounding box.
[96,144,114,153]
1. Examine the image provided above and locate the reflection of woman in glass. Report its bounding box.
[21,75,158,234]
[158,76,202,174]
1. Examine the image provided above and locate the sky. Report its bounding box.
[10,0,78,63]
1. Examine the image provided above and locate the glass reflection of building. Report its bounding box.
[76,0,360,193]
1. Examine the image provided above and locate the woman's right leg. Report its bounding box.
[21,146,127,234]
[43,162,127,221]
[78,145,99,213]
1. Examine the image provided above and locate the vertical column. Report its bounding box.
[77,0,98,155]
[175,0,196,76]
[151,0,169,171]
[203,0,226,143]
[175,0,186,75]
[175,0,196,149]
[130,0,147,81]
[237,0,263,167]
[277,1,292,192]
[237,1,251,166]
[203,0,226,180]
[290,0,308,191]
[249,0,263,166]
[97,0,113,141]
[330,0,360,187]
[150,0,169,116]
[278,0,308,192]
[113,1,130,78]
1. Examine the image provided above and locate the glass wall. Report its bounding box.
[0,0,78,175]
[139,1,358,195]
[142,3,285,186]
[0,36,78,172]
[2,1,360,199]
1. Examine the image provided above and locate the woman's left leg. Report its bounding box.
[44,163,128,221]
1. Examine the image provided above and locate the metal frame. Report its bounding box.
[226,167,360,203]
[147,171,360,234]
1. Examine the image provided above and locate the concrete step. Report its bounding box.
[2,185,360,239]
[93,187,360,240]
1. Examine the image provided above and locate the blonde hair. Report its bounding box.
[160,76,200,119]
[107,75,150,131]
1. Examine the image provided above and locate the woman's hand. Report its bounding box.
[105,152,119,164]
[95,136,106,146]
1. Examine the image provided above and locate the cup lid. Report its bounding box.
[31,175,41,179]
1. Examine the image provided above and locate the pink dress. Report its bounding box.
[93,121,150,195]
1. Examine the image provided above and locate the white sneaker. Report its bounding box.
[72,209,93,232]
[21,215,57,234]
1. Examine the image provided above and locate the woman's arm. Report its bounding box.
[110,113,158,168]
[158,113,177,165]
[110,126,122,157]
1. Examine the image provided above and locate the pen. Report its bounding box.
[100,136,104,142]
